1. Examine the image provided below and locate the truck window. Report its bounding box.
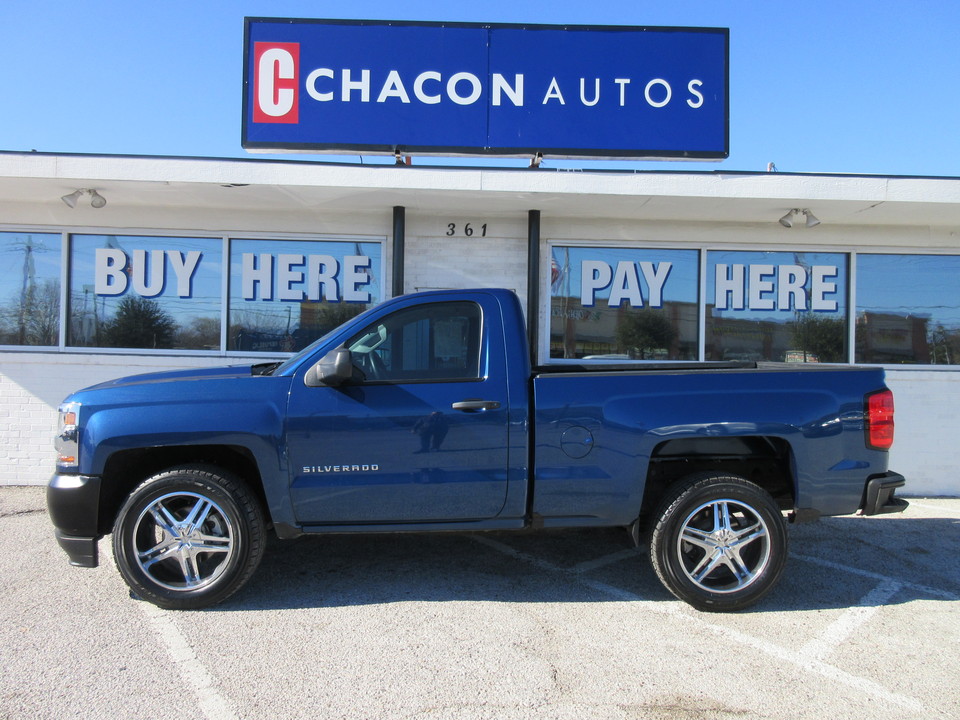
[346,301,482,382]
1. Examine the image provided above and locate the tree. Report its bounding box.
[616,309,677,359]
[175,316,220,350]
[929,323,959,365]
[103,296,176,349]
[790,314,846,362]
[0,278,60,346]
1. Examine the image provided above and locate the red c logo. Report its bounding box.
[253,42,299,123]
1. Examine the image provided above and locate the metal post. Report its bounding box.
[392,206,405,297]
[527,210,541,367]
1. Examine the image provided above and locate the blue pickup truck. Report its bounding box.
[48,288,906,612]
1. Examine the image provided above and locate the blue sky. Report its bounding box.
[2,0,958,176]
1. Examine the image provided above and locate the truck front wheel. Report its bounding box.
[649,472,788,612]
[112,465,265,609]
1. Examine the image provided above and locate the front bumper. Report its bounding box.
[47,473,102,567]
[860,471,909,516]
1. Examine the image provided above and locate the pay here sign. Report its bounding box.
[242,18,728,160]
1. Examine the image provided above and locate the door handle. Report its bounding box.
[451,399,501,412]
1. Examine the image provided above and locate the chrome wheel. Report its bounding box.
[113,465,265,609]
[676,498,771,594]
[650,473,788,612]
[133,492,235,591]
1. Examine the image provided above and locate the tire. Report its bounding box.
[649,472,788,612]
[112,465,265,610]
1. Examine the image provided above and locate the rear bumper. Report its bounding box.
[860,471,909,516]
[47,473,102,567]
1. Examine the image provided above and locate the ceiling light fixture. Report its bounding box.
[89,190,107,208]
[61,188,107,209]
[60,189,84,208]
[779,208,819,228]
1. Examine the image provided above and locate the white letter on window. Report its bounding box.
[242,253,273,300]
[714,264,745,310]
[95,248,128,296]
[131,249,165,298]
[277,254,305,301]
[581,260,612,307]
[343,256,372,302]
[778,265,807,311]
[749,264,776,310]
[608,262,643,308]
[811,266,839,311]
[307,255,339,301]
[168,251,202,298]
[640,262,673,308]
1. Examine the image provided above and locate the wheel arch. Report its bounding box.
[97,444,268,536]
[640,435,795,523]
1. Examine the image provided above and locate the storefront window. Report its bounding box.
[856,254,960,365]
[67,234,222,350]
[706,250,849,363]
[0,232,62,346]
[549,246,699,360]
[228,238,383,352]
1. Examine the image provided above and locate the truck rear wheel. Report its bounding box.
[112,465,265,609]
[649,472,787,612]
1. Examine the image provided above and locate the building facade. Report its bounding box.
[2,152,958,495]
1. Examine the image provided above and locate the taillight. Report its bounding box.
[865,390,894,450]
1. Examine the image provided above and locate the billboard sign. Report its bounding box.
[242,18,729,160]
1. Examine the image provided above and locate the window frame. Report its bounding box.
[0,224,387,357]
[542,239,960,370]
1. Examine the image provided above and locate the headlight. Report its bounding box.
[56,402,81,472]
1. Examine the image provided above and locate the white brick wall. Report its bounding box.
[0,352,278,486]
[885,370,960,497]
[404,234,528,303]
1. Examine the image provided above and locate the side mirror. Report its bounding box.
[305,347,354,387]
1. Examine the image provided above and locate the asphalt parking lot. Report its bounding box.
[1,486,958,720]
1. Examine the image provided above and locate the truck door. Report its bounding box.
[286,298,510,524]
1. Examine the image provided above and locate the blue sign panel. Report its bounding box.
[242,19,728,160]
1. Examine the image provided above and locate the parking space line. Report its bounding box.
[570,547,641,573]
[790,552,959,600]
[140,603,240,720]
[102,548,238,720]
[472,534,926,714]
[798,579,902,662]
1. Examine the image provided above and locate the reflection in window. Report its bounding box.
[67,234,222,350]
[549,246,699,360]
[705,250,849,363]
[0,232,62,346]
[228,238,383,352]
[856,254,960,365]
[347,301,481,382]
